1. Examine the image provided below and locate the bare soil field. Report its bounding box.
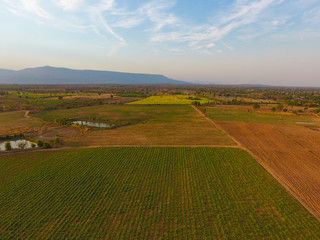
[215,121,320,219]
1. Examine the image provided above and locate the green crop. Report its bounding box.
[0,148,319,239]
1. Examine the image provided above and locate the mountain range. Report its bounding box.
[0,66,188,85]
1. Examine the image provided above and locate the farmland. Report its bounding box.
[1,147,319,239]
[33,105,235,146]
[130,95,212,105]
[214,121,320,218]
[204,107,320,125]
[1,85,320,238]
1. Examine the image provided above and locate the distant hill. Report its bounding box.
[0,66,189,85]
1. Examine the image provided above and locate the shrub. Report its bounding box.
[5,142,12,151]
[253,103,260,109]
[53,136,60,144]
[31,143,36,148]
[43,142,52,149]
[36,139,44,147]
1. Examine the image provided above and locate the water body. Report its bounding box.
[0,140,37,151]
[72,121,113,128]
[296,122,315,125]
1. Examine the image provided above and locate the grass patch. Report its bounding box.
[0,147,319,239]
[0,111,43,136]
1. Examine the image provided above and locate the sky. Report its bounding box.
[0,0,320,86]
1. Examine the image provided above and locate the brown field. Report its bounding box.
[0,111,44,137]
[29,105,235,147]
[215,121,320,219]
[66,106,235,147]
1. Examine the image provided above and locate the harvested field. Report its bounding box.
[215,121,320,219]
[205,107,319,125]
[34,105,235,146]
[1,148,319,239]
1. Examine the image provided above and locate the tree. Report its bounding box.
[53,136,60,144]
[5,142,12,151]
[253,103,260,109]
[43,142,52,149]
[36,139,44,147]
[192,101,200,106]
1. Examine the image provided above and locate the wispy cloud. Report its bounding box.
[112,0,178,31]
[152,0,279,47]
[3,0,52,20]
[1,0,319,56]
[21,0,52,19]
[303,7,320,24]
[56,0,83,11]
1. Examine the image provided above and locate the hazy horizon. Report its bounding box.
[0,0,319,86]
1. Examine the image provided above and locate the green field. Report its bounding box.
[205,108,320,125]
[33,104,188,124]
[33,105,234,146]
[0,147,319,239]
[130,95,212,105]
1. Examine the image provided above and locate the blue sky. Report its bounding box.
[0,0,319,86]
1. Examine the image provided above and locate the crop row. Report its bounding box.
[0,147,319,239]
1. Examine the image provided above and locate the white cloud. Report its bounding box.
[2,0,318,57]
[222,0,275,24]
[201,50,214,56]
[56,0,83,11]
[303,7,320,24]
[271,16,289,26]
[151,0,279,53]
[11,0,52,19]
[112,0,178,31]
[112,16,145,28]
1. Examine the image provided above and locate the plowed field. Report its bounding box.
[215,121,320,219]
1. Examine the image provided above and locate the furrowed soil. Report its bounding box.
[1,148,319,239]
[215,121,320,219]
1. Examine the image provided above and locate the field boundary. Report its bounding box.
[244,148,320,222]
[213,121,320,222]
[0,145,243,156]
[191,105,244,147]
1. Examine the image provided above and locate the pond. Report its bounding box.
[72,121,114,128]
[0,140,37,151]
[295,122,315,125]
